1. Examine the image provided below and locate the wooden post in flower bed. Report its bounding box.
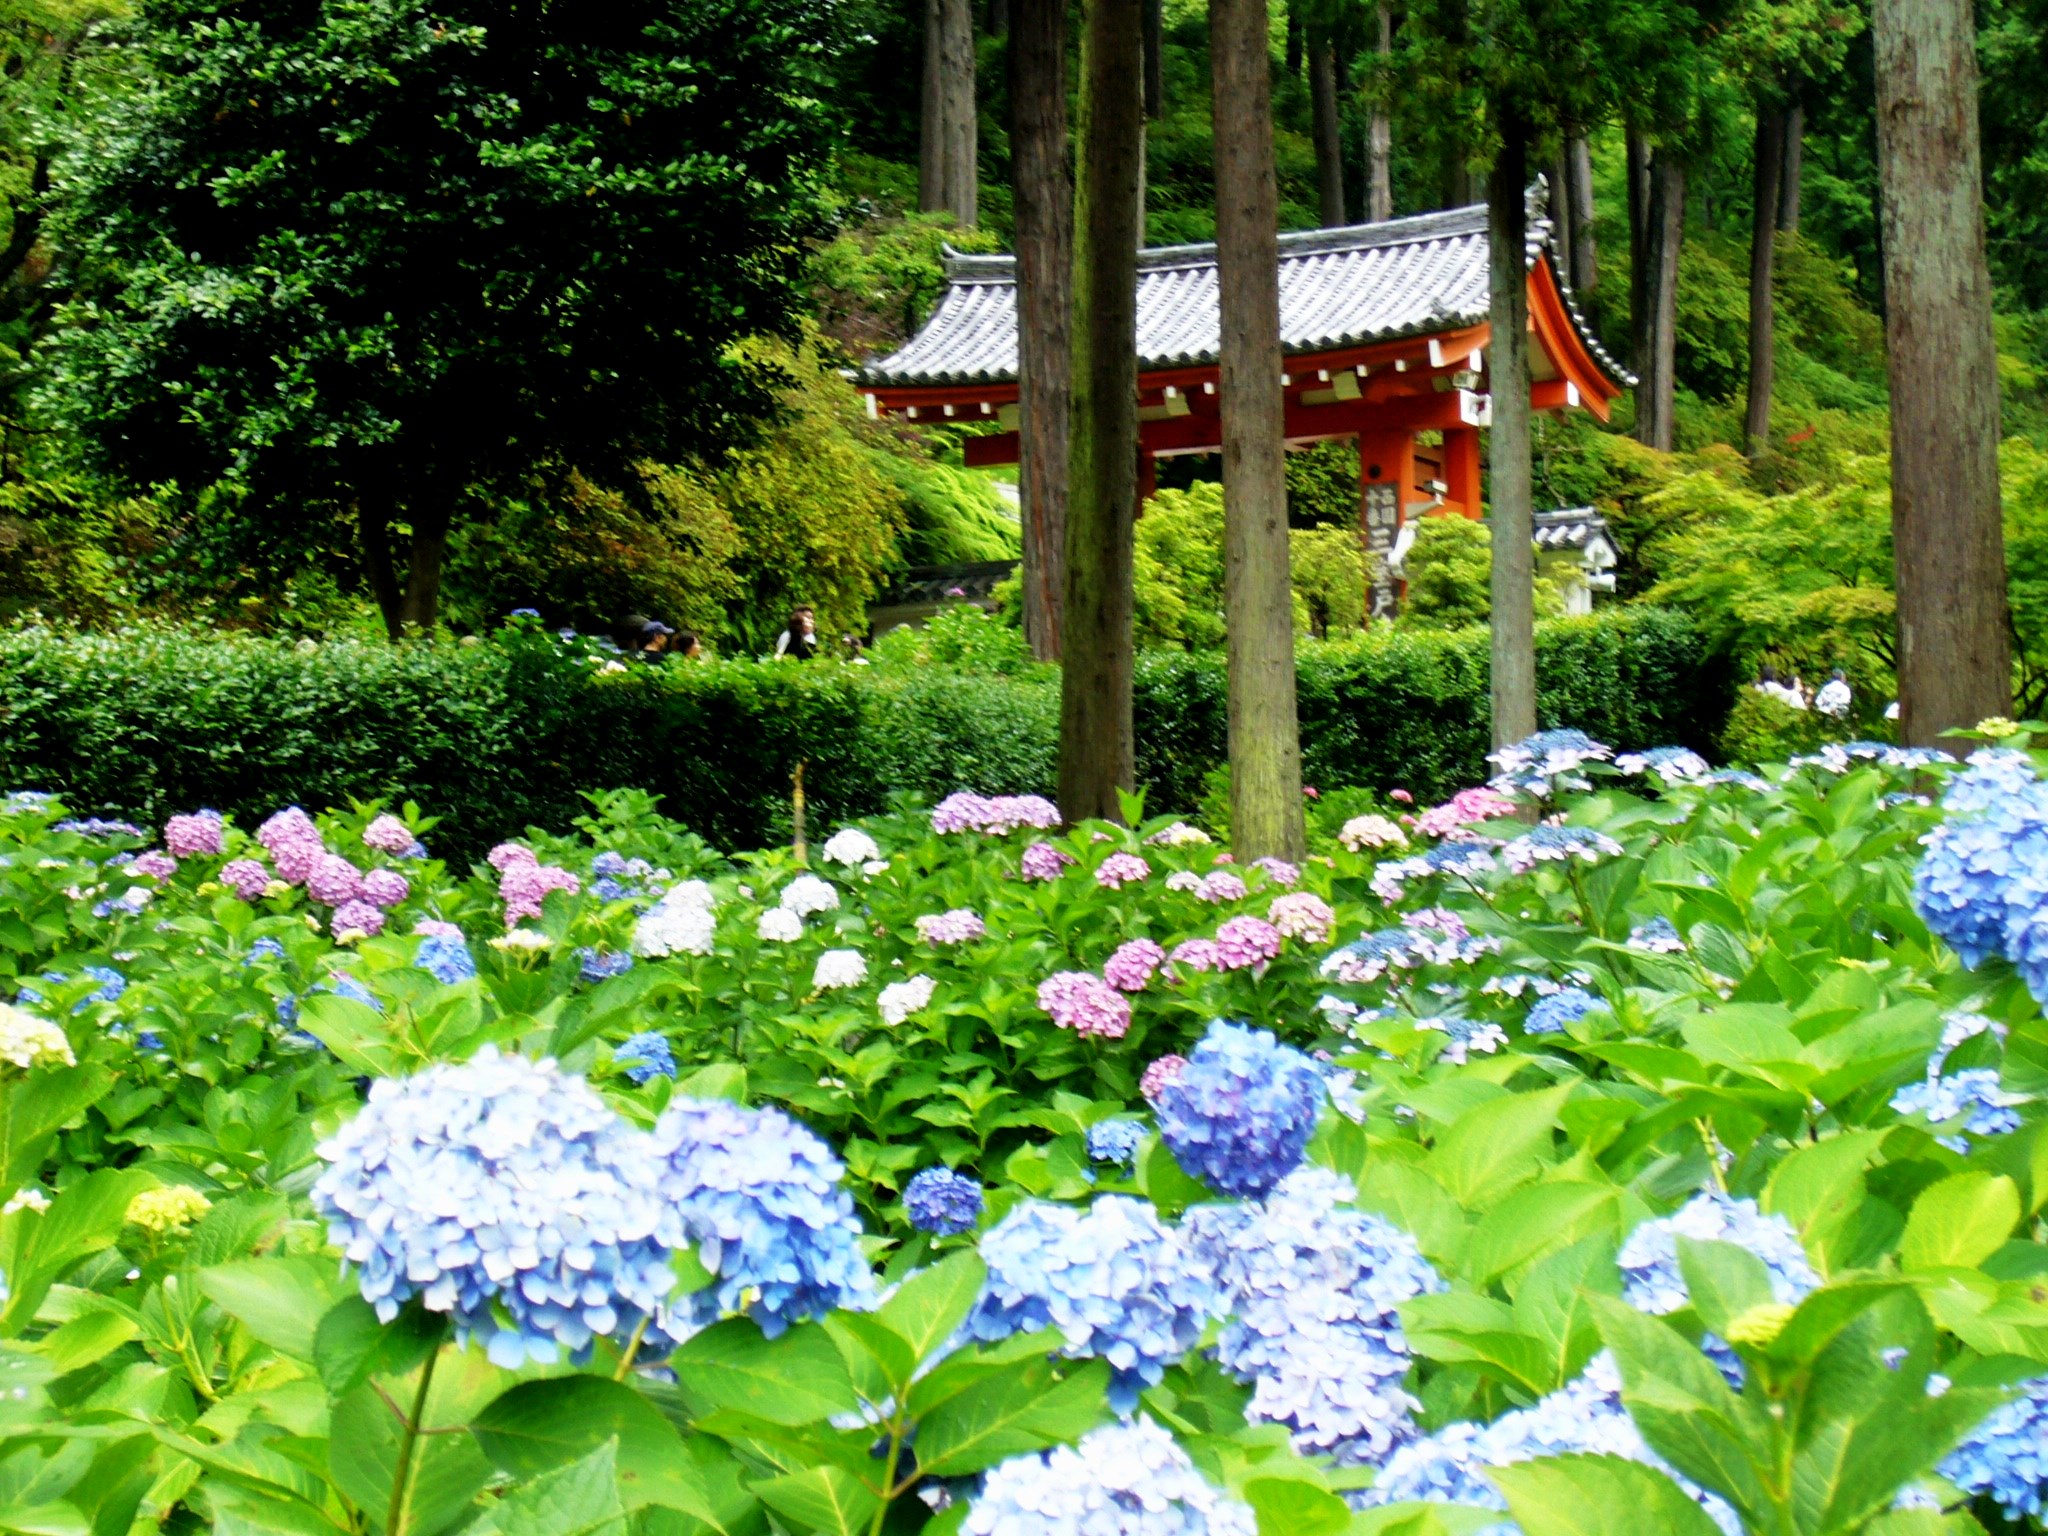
[791,760,808,865]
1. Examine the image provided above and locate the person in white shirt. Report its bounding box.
[1815,669,1852,718]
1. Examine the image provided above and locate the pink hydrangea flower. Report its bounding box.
[1096,852,1150,890]
[413,919,463,939]
[1268,891,1335,944]
[916,908,986,945]
[127,851,178,881]
[307,854,364,907]
[164,812,223,858]
[360,868,410,910]
[1214,915,1282,970]
[1035,971,1131,1038]
[1020,842,1076,882]
[220,859,270,901]
[330,900,385,939]
[1404,907,1470,943]
[1254,857,1300,887]
[1391,789,1415,804]
[986,795,1060,833]
[1413,786,1518,838]
[362,814,416,855]
[500,862,579,925]
[488,842,538,872]
[1140,1054,1188,1100]
[1196,871,1247,903]
[1103,938,1165,992]
[1168,938,1221,973]
[932,792,994,834]
[257,807,323,884]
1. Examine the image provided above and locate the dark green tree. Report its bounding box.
[36,0,843,637]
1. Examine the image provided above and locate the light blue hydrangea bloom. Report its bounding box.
[1915,782,2048,968]
[1183,1168,1441,1462]
[614,1031,676,1085]
[1487,729,1613,797]
[963,1416,1256,1536]
[968,1195,1221,1412]
[649,1098,876,1340]
[1524,986,1601,1036]
[1154,1022,1326,1198]
[1941,1377,2048,1520]
[904,1167,982,1235]
[1942,750,2039,818]
[1360,1353,1740,1535]
[19,967,125,1015]
[244,937,287,966]
[415,934,476,985]
[577,948,634,983]
[1891,1068,2024,1152]
[1614,746,1712,782]
[310,1047,675,1368]
[1086,1119,1146,1167]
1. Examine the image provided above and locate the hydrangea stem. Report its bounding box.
[386,1345,442,1536]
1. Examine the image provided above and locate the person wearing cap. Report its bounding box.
[617,614,675,661]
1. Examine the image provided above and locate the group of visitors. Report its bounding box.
[585,603,857,664]
[1754,664,1853,719]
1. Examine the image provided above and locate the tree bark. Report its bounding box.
[1013,0,1072,660]
[358,496,404,642]
[1778,100,1804,233]
[1567,135,1597,291]
[1488,123,1536,748]
[1308,26,1345,226]
[1626,126,1650,367]
[988,0,1009,35]
[1059,0,1144,822]
[399,504,451,635]
[1874,0,2011,742]
[1213,0,1306,859]
[1285,7,1302,75]
[1365,3,1392,221]
[1745,106,1786,460]
[1143,0,1163,117]
[1547,154,1572,287]
[920,0,979,224]
[1634,150,1684,452]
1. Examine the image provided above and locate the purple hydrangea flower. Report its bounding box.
[1096,852,1151,890]
[220,859,271,901]
[362,814,416,855]
[1020,841,1076,882]
[307,854,364,907]
[164,811,224,858]
[916,908,986,945]
[359,868,409,910]
[1037,971,1131,1038]
[257,807,324,885]
[1168,938,1222,974]
[1153,1022,1325,1197]
[330,900,386,939]
[128,851,178,881]
[1214,916,1282,971]
[1103,938,1166,992]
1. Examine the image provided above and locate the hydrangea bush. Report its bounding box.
[2,733,2048,1533]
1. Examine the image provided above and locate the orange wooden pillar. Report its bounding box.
[1442,426,1482,518]
[1357,429,1417,621]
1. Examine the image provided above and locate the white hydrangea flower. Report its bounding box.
[879,974,937,1026]
[862,859,891,877]
[821,828,881,867]
[813,949,868,991]
[0,1003,76,1070]
[780,874,841,917]
[489,928,552,952]
[758,907,804,943]
[633,901,715,958]
[2,1186,50,1214]
[657,879,715,912]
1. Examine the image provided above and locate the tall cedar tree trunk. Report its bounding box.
[1285,8,1302,75]
[1548,155,1573,284]
[1488,128,1537,747]
[1060,0,1144,821]
[1874,0,2011,741]
[1779,101,1804,232]
[1567,135,1597,290]
[1626,127,1650,363]
[1143,0,1163,116]
[1366,3,1393,220]
[921,0,979,223]
[1213,0,1307,858]
[1635,151,1684,451]
[1308,27,1345,225]
[1013,0,1073,659]
[1745,106,1786,459]
[988,0,1008,33]
[358,495,449,639]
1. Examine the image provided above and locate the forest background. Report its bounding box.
[3,0,2048,734]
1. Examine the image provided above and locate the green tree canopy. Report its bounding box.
[36,0,845,635]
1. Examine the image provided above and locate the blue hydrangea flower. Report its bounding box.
[648,1098,876,1340]
[1153,1022,1326,1198]
[968,1195,1221,1412]
[1500,824,1625,874]
[310,1047,675,1368]
[577,948,634,984]
[1703,768,1772,793]
[53,818,147,839]
[244,937,287,966]
[415,934,477,985]
[1617,1192,1817,1337]
[1915,783,2048,967]
[614,1031,676,1085]
[1487,729,1614,797]
[1183,1168,1441,1462]
[1891,1068,2024,1152]
[964,1416,1257,1536]
[904,1167,982,1235]
[18,968,125,1015]
[1524,986,1602,1036]
[1371,844,1498,903]
[1941,1376,2048,1520]
[1628,916,1686,953]
[1942,750,2039,817]
[1614,746,1712,782]
[1086,1119,1146,1167]
[1360,1354,1741,1535]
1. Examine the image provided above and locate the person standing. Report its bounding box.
[775,605,819,661]
[1815,668,1853,718]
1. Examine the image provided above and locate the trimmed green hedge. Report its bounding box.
[0,609,1732,857]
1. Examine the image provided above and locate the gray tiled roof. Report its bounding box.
[1533,507,1613,550]
[857,181,1631,389]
